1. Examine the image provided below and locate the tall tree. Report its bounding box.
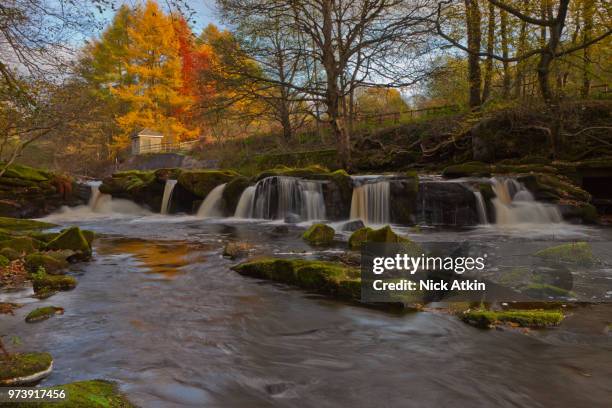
[464,0,482,108]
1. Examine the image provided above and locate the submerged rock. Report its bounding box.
[0,352,53,385]
[302,224,335,246]
[232,258,361,301]
[284,213,302,224]
[534,242,594,266]
[25,306,64,323]
[461,309,564,329]
[340,220,365,232]
[223,242,253,260]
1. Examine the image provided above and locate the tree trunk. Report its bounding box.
[481,1,495,102]
[514,1,528,98]
[581,0,594,98]
[500,10,510,98]
[464,0,482,109]
[537,0,570,104]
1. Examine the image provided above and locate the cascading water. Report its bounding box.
[88,181,103,211]
[251,176,326,220]
[350,178,390,225]
[234,186,256,218]
[472,191,488,224]
[491,177,562,224]
[197,184,227,218]
[160,179,177,215]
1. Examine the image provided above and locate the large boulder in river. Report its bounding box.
[0,352,53,385]
[222,177,251,215]
[46,227,92,260]
[390,171,419,224]
[99,170,164,211]
[302,223,335,246]
[348,225,421,253]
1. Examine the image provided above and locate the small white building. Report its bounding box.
[131,128,164,155]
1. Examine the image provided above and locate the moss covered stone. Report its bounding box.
[348,225,421,254]
[0,217,56,232]
[0,352,53,385]
[523,283,576,298]
[0,236,41,254]
[32,270,77,293]
[461,309,564,329]
[177,169,240,198]
[0,247,20,260]
[302,224,335,246]
[25,306,64,323]
[255,165,330,181]
[222,177,252,214]
[46,227,91,259]
[1,163,51,182]
[232,258,361,301]
[534,242,594,266]
[0,254,8,267]
[13,380,136,407]
[442,162,492,178]
[25,253,68,274]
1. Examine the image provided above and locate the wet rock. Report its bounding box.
[222,177,252,216]
[32,269,77,294]
[223,242,253,260]
[416,182,479,226]
[177,169,239,198]
[45,227,92,260]
[302,224,335,246]
[340,220,366,232]
[461,309,564,329]
[390,173,418,224]
[271,225,289,234]
[0,352,53,385]
[348,225,421,253]
[284,213,302,224]
[534,242,594,266]
[25,306,64,323]
[25,253,69,274]
[0,236,42,255]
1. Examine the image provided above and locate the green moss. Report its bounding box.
[0,254,8,267]
[46,227,91,258]
[0,236,41,254]
[461,309,564,328]
[498,267,531,286]
[99,170,156,196]
[523,283,576,298]
[232,258,361,301]
[14,380,136,407]
[348,225,422,255]
[302,224,335,246]
[25,306,64,323]
[1,163,51,181]
[0,217,56,232]
[0,352,53,383]
[81,229,96,246]
[0,247,21,260]
[222,177,252,214]
[28,231,60,243]
[534,242,594,266]
[442,162,492,178]
[255,165,330,181]
[520,173,591,202]
[177,169,240,198]
[25,253,68,273]
[32,270,77,293]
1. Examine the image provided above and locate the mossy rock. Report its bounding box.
[519,173,591,202]
[442,162,492,178]
[348,226,421,254]
[534,242,594,266]
[0,254,9,267]
[461,309,564,329]
[0,352,53,385]
[28,231,60,243]
[0,217,56,232]
[232,258,361,301]
[255,165,330,181]
[302,224,335,246]
[1,163,51,181]
[177,169,240,198]
[46,227,92,259]
[25,253,68,274]
[523,283,576,299]
[32,271,77,293]
[13,379,136,407]
[0,247,20,260]
[81,229,96,246]
[25,306,64,323]
[0,236,41,255]
[222,177,252,214]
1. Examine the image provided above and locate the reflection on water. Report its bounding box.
[2,214,609,407]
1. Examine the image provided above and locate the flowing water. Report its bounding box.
[197,184,227,218]
[350,178,390,225]
[251,176,326,221]
[160,180,178,215]
[2,179,611,407]
[234,186,256,218]
[492,177,562,225]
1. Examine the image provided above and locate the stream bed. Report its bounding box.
[1,213,612,407]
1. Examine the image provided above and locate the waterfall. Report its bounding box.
[491,177,562,224]
[473,191,488,224]
[88,181,103,210]
[160,179,177,215]
[350,179,390,225]
[234,186,256,218]
[251,176,326,220]
[197,184,227,218]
